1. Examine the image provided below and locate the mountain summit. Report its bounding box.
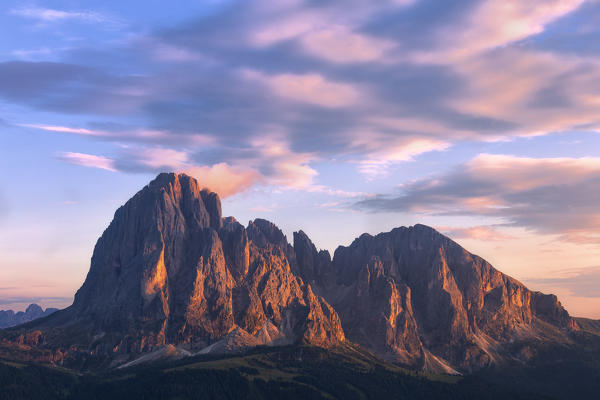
[69,173,344,356]
[295,224,574,372]
[1,173,585,372]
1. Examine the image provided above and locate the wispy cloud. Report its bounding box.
[0,296,72,306]
[414,0,585,62]
[22,124,102,136]
[352,137,450,178]
[59,152,117,172]
[10,7,109,23]
[55,138,318,198]
[300,27,396,63]
[1,0,599,209]
[527,267,600,298]
[357,154,600,241]
[437,225,516,242]
[19,123,215,146]
[243,70,361,108]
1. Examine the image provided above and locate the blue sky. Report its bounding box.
[1,0,600,317]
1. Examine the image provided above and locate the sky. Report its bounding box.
[0,0,599,318]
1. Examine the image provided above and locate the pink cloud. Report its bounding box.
[126,147,189,170]
[349,135,450,178]
[20,123,215,146]
[59,152,116,172]
[250,10,321,47]
[21,124,102,136]
[447,49,600,138]
[467,154,600,191]
[557,231,600,245]
[300,27,395,63]
[249,135,318,188]
[185,163,262,198]
[245,70,360,107]
[416,0,584,62]
[248,0,413,49]
[437,225,516,242]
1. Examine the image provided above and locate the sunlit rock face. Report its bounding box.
[294,225,574,372]
[71,173,344,354]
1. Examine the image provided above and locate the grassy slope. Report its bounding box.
[0,345,552,400]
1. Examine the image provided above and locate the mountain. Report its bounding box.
[294,226,575,372]
[0,173,343,368]
[0,304,58,329]
[0,173,594,379]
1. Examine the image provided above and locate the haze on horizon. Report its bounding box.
[0,0,599,318]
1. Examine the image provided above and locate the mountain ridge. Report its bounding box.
[0,173,591,375]
[0,304,58,329]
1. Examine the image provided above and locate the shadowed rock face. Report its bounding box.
[294,225,575,372]
[67,173,344,354]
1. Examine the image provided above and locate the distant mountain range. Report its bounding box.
[1,173,599,399]
[0,304,58,329]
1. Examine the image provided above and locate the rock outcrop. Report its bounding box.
[294,224,575,372]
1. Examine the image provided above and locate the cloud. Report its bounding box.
[437,225,516,242]
[300,27,396,63]
[57,136,318,197]
[0,61,150,114]
[150,43,206,62]
[244,70,361,108]
[59,152,117,172]
[351,136,450,177]
[357,154,600,240]
[0,296,72,306]
[117,147,190,170]
[448,48,600,137]
[2,0,600,202]
[306,186,372,198]
[245,134,318,188]
[11,47,61,61]
[8,6,125,31]
[58,148,260,197]
[249,9,322,47]
[185,164,262,198]
[415,0,585,62]
[527,267,600,298]
[247,0,412,48]
[9,7,108,23]
[19,123,215,146]
[21,124,102,136]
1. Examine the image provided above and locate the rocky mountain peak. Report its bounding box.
[146,172,223,230]
[296,223,575,371]
[49,173,345,360]
[25,304,44,315]
[5,174,579,373]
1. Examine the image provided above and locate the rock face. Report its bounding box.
[294,225,575,372]
[0,304,58,329]
[65,173,344,355]
[7,173,577,372]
